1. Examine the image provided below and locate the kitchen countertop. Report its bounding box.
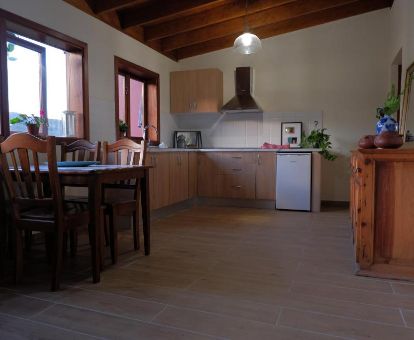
[148,147,321,153]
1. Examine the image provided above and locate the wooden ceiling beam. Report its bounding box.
[119,0,227,28]
[174,0,393,60]
[93,0,149,14]
[162,0,359,52]
[144,0,296,42]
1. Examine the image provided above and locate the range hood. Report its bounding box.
[221,67,263,113]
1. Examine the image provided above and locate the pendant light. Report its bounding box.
[233,0,261,54]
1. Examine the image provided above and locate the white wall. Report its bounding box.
[0,0,179,142]
[179,9,391,202]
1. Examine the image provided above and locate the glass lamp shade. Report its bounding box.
[233,32,261,54]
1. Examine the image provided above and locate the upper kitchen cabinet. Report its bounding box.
[170,69,223,113]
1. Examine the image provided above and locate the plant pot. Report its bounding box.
[27,124,39,136]
[358,135,376,149]
[374,131,404,149]
[376,115,398,134]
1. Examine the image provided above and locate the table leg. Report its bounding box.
[88,176,101,283]
[140,169,150,256]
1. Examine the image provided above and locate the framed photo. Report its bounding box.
[281,122,302,148]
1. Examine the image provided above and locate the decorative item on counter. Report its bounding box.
[374,131,404,149]
[261,142,290,149]
[358,135,376,149]
[376,85,400,134]
[9,110,48,136]
[158,142,168,148]
[281,122,302,148]
[300,128,337,161]
[176,134,187,149]
[119,120,128,137]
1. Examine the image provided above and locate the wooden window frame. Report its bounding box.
[114,56,160,144]
[0,8,89,141]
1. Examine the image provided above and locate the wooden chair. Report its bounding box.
[0,133,92,291]
[61,139,101,163]
[60,139,102,256]
[102,138,146,264]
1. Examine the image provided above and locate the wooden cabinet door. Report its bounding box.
[169,152,189,204]
[255,152,276,200]
[170,69,222,113]
[188,152,198,198]
[170,70,195,113]
[152,153,170,210]
[198,153,217,197]
[194,69,223,112]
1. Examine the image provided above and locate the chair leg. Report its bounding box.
[69,230,78,258]
[51,230,64,291]
[104,218,110,247]
[132,208,140,251]
[14,229,23,284]
[108,212,118,264]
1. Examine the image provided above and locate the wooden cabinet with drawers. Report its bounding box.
[215,152,256,199]
[170,69,223,113]
[350,148,414,280]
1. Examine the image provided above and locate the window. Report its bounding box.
[114,56,159,143]
[0,9,89,139]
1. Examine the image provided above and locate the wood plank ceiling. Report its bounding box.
[64,0,393,60]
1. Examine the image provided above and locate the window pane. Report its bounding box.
[7,42,41,133]
[118,74,126,122]
[7,34,72,137]
[129,78,144,138]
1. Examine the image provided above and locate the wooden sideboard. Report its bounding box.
[350,148,414,280]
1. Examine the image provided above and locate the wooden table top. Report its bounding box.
[18,164,153,175]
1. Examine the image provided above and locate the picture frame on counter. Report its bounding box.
[281,122,302,148]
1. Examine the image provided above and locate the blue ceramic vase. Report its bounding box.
[376,115,398,135]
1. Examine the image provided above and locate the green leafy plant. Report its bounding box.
[300,128,337,161]
[119,120,128,134]
[10,111,47,127]
[376,84,401,119]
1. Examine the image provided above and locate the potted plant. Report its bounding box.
[119,120,128,137]
[9,110,48,136]
[300,128,337,161]
[376,85,400,134]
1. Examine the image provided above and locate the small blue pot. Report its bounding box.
[376,115,398,135]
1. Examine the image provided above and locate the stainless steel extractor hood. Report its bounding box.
[221,67,263,113]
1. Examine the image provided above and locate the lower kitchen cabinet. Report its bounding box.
[169,152,189,204]
[197,153,217,197]
[147,153,170,210]
[256,153,276,200]
[188,152,198,198]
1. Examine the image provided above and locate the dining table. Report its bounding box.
[19,164,152,284]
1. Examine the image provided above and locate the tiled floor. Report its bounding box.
[2,206,414,339]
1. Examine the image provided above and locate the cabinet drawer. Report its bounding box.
[216,152,256,174]
[216,173,255,199]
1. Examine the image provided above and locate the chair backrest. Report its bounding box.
[0,133,63,220]
[102,138,146,166]
[61,139,101,162]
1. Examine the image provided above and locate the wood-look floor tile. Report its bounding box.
[56,288,166,321]
[153,305,338,340]
[0,314,97,339]
[32,304,214,339]
[0,288,53,318]
[278,308,414,339]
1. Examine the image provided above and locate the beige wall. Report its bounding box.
[0,0,179,142]
[179,9,391,202]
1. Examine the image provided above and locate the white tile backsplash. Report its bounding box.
[172,111,323,148]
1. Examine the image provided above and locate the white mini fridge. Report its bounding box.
[276,153,312,211]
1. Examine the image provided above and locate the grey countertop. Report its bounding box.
[148,147,321,153]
